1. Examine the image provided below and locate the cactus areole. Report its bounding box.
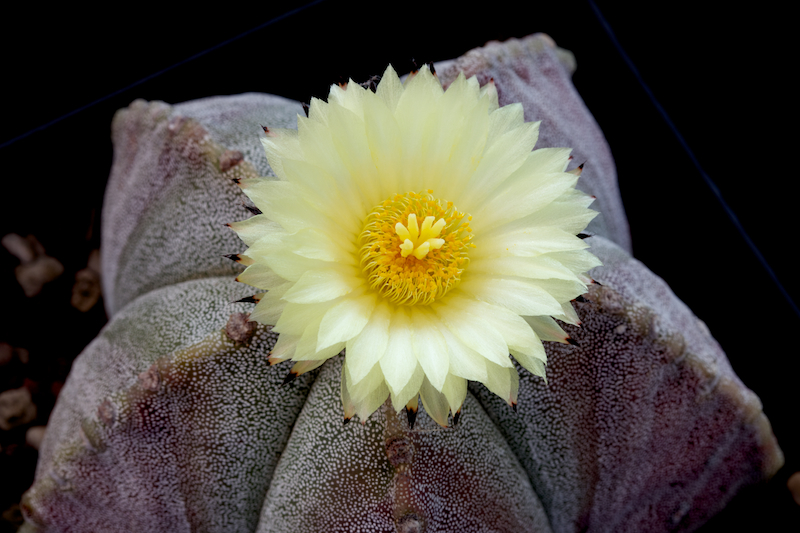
[228,64,601,427]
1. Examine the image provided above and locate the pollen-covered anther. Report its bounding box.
[359,190,474,306]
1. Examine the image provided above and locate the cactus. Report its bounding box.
[21,35,782,532]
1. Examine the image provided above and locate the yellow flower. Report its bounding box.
[230,65,600,426]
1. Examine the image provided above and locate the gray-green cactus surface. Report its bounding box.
[21,34,782,532]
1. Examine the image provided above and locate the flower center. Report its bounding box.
[359,190,474,305]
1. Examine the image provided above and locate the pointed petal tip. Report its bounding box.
[406,406,418,430]
[234,296,260,304]
[243,203,262,215]
[282,371,298,385]
[511,402,518,413]
[567,337,580,347]
[452,409,462,427]
[343,417,351,425]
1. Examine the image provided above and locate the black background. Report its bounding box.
[1,1,797,530]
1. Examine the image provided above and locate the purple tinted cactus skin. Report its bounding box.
[21,34,781,532]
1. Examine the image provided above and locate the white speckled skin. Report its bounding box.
[21,35,781,532]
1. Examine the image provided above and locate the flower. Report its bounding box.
[229,64,600,426]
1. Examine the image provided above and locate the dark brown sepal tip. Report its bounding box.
[577,233,592,239]
[578,162,586,170]
[406,407,417,430]
[231,177,241,184]
[261,125,269,133]
[567,337,580,347]
[302,102,310,117]
[343,417,351,425]
[428,62,436,75]
[282,372,298,385]
[574,295,588,303]
[244,204,262,215]
[511,402,518,413]
[452,409,461,427]
[592,279,603,286]
[224,254,241,262]
[235,296,259,304]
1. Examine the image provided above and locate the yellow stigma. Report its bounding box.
[359,190,475,305]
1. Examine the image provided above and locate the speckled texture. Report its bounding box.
[22,35,781,532]
[23,277,316,532]
[258,360,552,532]
[101,94,301,316]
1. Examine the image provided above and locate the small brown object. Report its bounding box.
[219,150,244,172]
[0,387,37,431]
[396,513,424,533]
[788,472,800,506]
[71,267,101,312]
[2,234,64,297]
[97,399,116,426]
[386,436,414,467]
[0,342,12,366]
[138,364,161,392]
[26,426,47,450]
[225,312,257,343]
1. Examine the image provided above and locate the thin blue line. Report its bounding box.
[587,0,799,319]
[0,0,327,150]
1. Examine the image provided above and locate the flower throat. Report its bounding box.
[359,190,474,305]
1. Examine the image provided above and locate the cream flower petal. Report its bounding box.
[438,325,488,383]
[441,373,468,415]
[457,275,565,317]
[473,172,578,232]
[419,377,451,427]
[523,315,571,344]
[484,361,519,406]
[269,332,298,363]
[409,308,450,391]
[434,297,514,370]
[471,226,590,260]
[468,255,585,282]
[230,63,600,426]
[341,359,390,422]
[486,103,528,147]
[235,262,285,291]
[460,120,541,208]
[281,267,361,304]
[249,282,291,326]
[510,348,548,383]
[260,128,302,181]
[362,92,403,198]
[375,65,404,112]
[316,292,376,352]
[390,361,425,411]
[345,300,391,385]
[378,308,418,396]
[287,227,357,265]
[228,214,283,247]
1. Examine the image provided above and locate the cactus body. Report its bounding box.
[21,35,782,532]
